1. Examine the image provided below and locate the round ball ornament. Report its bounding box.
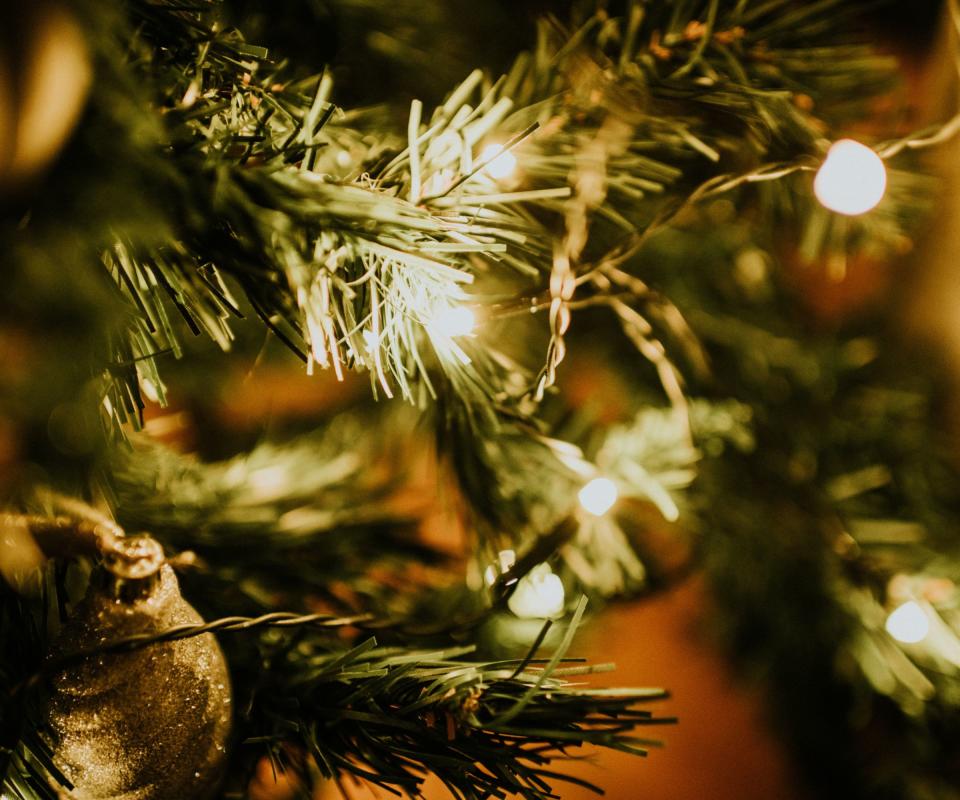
[44,536,232,800]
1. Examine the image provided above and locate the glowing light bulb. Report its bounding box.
[886,600,930,644]
[507,563,566,619]
[430,306,476,338]
[249,465,288,500]
[480,143,517,180]
[814,139,887,216]
[140,377,160,403]
[485,549,517,587]
[578,477,618,516]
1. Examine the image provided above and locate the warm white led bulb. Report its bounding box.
[480,143,517,180]
[507,563,566,619]
[578,477,618,516]
[885,600,930,644]
[430,306,476,338]
[485,549,517,587]
[814,139,887,216]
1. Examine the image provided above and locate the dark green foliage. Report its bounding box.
[234,616,673,800]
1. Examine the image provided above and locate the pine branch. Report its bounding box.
[80,0,926,434]
[239,602,674,800]
[0,572,69,800]
[103,415,453,615]
[632,169,960,795]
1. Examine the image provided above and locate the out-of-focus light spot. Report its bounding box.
[814,139,887,216]
[480,143,517,180]
[507,563,566,619]
[886,600,930,644]
[362,329,377,353]
[429,306,476,338]
[578,477,618,516]
[249,466,288,500]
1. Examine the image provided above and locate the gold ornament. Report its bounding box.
[44,535,232,800]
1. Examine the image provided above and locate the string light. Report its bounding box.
[140,377,160,404]
[484,550,565,619]
[479,143,517,180]
[507,563,566,619]
[813,139,887,216]
[484,549,517,587]
[885,600,930,644]
[422,166,455,196]
[429,306,476,338]
[578,477,618,516]
[248,465,289,500]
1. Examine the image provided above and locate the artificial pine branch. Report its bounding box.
[104,414,451,615]
[74,0,920,432]
[236,601,674,800]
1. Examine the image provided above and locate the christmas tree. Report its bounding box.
[2,0,960,797]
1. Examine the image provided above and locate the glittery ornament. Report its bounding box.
[44,535,232,799]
